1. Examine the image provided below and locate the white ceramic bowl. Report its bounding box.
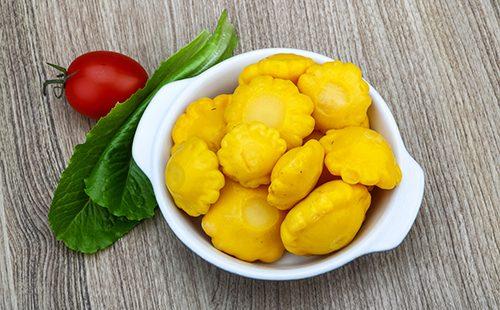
[132,48,425,280]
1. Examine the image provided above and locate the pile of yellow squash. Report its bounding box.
[165,54,402,262]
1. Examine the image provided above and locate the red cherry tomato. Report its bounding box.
[44,51,148,119]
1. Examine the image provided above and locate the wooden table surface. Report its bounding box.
[1,0,498,309]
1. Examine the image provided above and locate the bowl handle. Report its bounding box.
[367,152,425,252]
[132,78,192,179]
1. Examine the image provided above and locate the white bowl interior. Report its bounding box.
[150,49,407,279]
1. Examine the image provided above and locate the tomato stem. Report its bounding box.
[43,79,65,97]
[46,62,67,74]
[43,62,76,98]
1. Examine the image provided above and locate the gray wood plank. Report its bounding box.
[0,0,498,309]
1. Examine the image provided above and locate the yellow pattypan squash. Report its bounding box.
[225,75,315,148]
[280,180,371,255]
[320,127,402,189]
[202,180,286,262]
[298,61,371,131]
[171,94,230,151]
[165,137,225,217]
[238,53,315,84]
[268,140,324,210]
[217,122,287,188]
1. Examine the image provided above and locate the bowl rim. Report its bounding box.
[136,48,424,280]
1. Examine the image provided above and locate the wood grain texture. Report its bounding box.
[1,0,499,309]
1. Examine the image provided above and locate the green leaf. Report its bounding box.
[83,100,156,219]
[58,200,139,253]
[49,12,237,253]
[84,11,238,220]
[83,102,154,220]
[190,10,237,75]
